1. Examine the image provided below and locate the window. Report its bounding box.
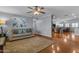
[65,23,69,27]
[72,23,78,27]
[59,24,64,27]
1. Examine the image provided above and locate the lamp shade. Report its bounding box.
[0,19,5,25]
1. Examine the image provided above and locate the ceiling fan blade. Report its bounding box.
[34,6,39,11]
[27,7,33,9]
[41,7,44,9]
[26,11,32,13]
[35,6,38,8]
[40,12,45,14]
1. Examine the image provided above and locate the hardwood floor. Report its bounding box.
[40,32,79,53]
[3,32,79,53]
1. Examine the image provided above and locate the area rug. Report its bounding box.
[4,36,53,53]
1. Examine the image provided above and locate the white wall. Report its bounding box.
[36,16,52,37]
[74,28,79,35]
[25,17,33,28]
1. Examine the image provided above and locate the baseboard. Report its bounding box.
[8,35,35,42]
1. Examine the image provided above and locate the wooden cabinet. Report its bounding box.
[0,37,5,53]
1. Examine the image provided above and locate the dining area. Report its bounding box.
[50,20,79,53]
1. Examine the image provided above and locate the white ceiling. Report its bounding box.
[0,6,79,18]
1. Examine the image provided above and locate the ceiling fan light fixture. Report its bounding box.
[27,6,45,15]
[37,7,41,11]
[34,11,40,15]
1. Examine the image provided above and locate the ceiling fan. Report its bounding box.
[26,6,46,15]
